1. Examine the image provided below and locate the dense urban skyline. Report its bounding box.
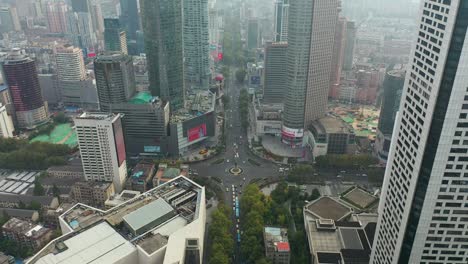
[0,0,466,263]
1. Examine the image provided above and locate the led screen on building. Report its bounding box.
[113,118,126,166]
[188,124,207,142]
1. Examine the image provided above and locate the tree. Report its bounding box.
[309,188,321,201]
[33,180,45,196]
[52,184,61,198]
[53,112,70,124]
[235,68,247,83]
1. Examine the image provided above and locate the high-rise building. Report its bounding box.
[141,0,185,110]
[273,0,289,42]
[282,0,339,145]
[1,49,49,129]
[371,1,468,262]
[374,69,404,163]
[70,0,89,13]
[329,17,346,99]
[263,42,287,104]
[45,1,68,33]
[247,18,259,50]
[183,0,210,90]
[0,5,21,33]
[119,0,140,40]
[75,112,127,192]
[342,20,356,71]
[55,45,86,82]
[67,11,95,54]
[104,18,128,55]
[55,45,98,108]
[94,53,136,112]
[0,103,14,138]
[89,2,105,39]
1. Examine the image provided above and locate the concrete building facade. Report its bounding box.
[371,1,468,263]
[75,113,127,192]
[183,0,211,90]
[263,42,287,104]
[282,0,340,146]
[104,18,128,55]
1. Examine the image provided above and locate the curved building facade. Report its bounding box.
[1,50,48,129]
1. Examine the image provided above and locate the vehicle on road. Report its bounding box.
[226,187,229,192]
[337,175,342,178]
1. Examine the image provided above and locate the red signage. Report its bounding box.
[188,124,207,142]
[218,52,223,61]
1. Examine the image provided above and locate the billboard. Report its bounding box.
[144,146,161,153]
[188,124,207,142]
[250,76,261,85]
[112,118,126,166]
[281,126,304,139]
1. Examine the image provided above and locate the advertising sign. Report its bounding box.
[250,76,261,85]
[112,119,126,166]
[281,126,304,139]
[144,146,161,153]
[188,124,207,142]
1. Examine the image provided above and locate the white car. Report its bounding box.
[226,159,230,163]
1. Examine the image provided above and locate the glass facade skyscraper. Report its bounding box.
[141,0,185,111]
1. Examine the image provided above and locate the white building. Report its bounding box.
[371,1,468,263]
[55,45,86,82]
[0,103,14,138]
[28,176,206,264]
[75,113,127,192]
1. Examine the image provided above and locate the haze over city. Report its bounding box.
[0,0,466,263]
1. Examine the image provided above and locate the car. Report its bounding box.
[236,224,239,229]
[337,175,342,178]
[226,188,229,192]
[362,174,368,177]
[237,219,240,223]
[243,177,246,181]
[340,170,346,173]
[239,190,242,194]
[226,159,230,163]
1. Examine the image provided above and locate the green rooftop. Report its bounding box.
[128,92,154,104]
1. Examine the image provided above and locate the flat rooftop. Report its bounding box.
[342,187,378,209]
[305,197,352,221]
[123,198,175,233]
[34,222,135,264]
[76,112,119,121]
[311,116,353,135]
[29,176,204,263]
[170,90,215,123]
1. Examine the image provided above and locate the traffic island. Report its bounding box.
[229,167,244,175]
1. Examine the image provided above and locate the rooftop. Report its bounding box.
[341,187,378,209]
[29,176,204,264]
[105,190,141,208]
[76,112,120,121]
[305,197,352,221]
[2,218,50,239]
[128,91,158,105]
[170,90,215,123]
[310,116,354,135]
[123,198,176,233]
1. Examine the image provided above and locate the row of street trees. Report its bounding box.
[239,183,320,263]
[208,205,234,264]
[239,89,249,130]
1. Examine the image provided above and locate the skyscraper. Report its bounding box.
[330,17,346,98]
[371,1,468,262]
[0,6,21,33]
[247,18,259,50]
[141,0,185,110]
[273,0,289,42]
[55,45,98,107]
[0,103,14,138]
[1,49,49,129]
[94,53,136,112]
[183,0,211,90]
[263,42,287,104]
[67,9,95,54]
[104,18,128,55]
[282,0,339,145]
[374,69,404,163]
[45,1,68,33]
[75,112,127,192]
[120,0,140,40]
[342,20,356,71]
